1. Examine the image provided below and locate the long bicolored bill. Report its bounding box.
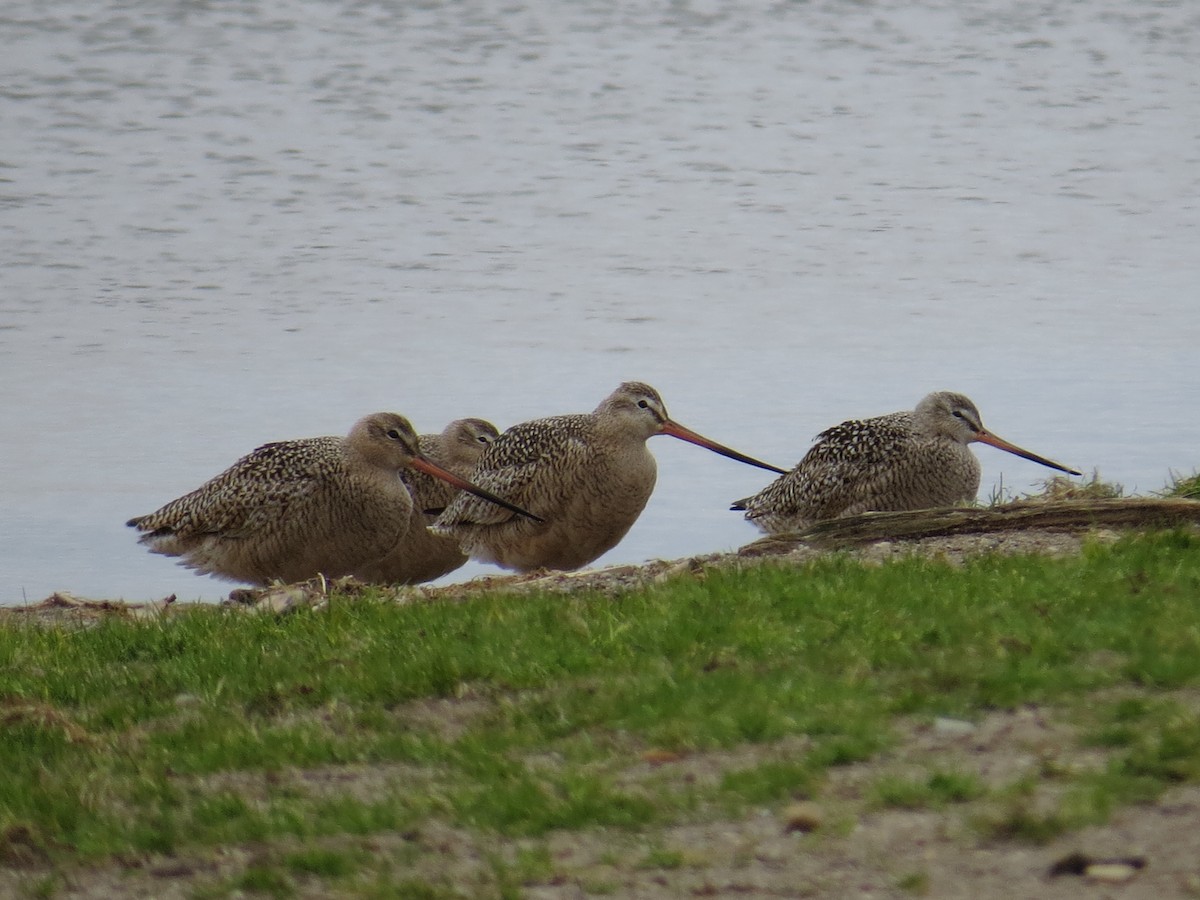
[660,421,790,475]
[410,456,546,522]
[975,431,1082,476]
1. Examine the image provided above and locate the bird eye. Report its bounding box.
[637,399,649,409]
[386,428,403,441]
[952,411,964,419]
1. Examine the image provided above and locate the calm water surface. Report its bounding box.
[2,0,1198,604]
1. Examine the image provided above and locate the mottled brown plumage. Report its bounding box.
[128,412,538,585]
[732,391,1082,534]
[433,382,787,572]
[353,417,499,585]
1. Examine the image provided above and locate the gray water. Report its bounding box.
[2,0,1198,605]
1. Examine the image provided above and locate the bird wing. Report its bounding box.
[435,415,591,527]
[744,413,913,523]
[129,439,335,539]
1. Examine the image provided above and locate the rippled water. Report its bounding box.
[2,0,1198,604]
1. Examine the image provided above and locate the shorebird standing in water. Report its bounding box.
[128,412,539,585]
[732,391,1082,534]
[433,381,788,572]
[353,417,500,585]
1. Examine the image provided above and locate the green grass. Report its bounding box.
[1027,471,1125,501]
[284,845,363,879]
[234,863,294,897]
[719,757,824,806]
[871,769,986,810]
[2,530,1200,886]
[1165,470,1200,499]
[896,870,931,895]
[637,844,686,869]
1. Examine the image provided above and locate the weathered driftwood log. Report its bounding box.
[739,498,1200,555]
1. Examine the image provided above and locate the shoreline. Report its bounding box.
[10,496,1200,624]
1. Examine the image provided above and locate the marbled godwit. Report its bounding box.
[127,412,539,585]
[731,391,1082,534]
[432,382,788,572]
[353,417,500,585]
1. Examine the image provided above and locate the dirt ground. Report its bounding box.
[5,525,1200,898]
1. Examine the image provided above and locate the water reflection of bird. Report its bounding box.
[128,412,538,585]
[353,417,500,585]
[433,381,788,573]
[732,391,1082,534]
